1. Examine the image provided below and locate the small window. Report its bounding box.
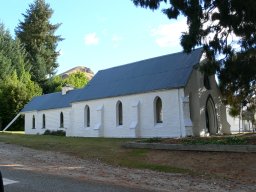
[32,115,35,129]
[204,75,211,90]
[155,97,163,123]
[60,112,64,128]
[84,105,90,127]
[42,114,46,128]
[116,101,123,126]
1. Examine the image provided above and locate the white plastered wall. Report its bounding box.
[24,108,71,135]
[226,106,253,133]
[69,89,187,138]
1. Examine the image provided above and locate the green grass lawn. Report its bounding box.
[0,133,189,174]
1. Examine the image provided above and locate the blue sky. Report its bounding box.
[0,0,187,74]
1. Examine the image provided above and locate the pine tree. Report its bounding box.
[0,23,42,130]
[132,0,256,114]
[15,0,63,84]
[0,23,28,80]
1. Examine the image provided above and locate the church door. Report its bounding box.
[205,96,218,135]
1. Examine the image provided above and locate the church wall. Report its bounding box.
[69,89,186,138]
[226,106,253,133]
[185,69,230,136]
[24,108,71,135]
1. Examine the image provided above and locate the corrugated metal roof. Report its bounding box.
[22,48,203,112]
[21,89,81,112]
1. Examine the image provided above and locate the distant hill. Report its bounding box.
[59,66,94,80]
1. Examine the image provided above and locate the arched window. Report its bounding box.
[42,114,46,128]
[84,105,90,127]
[154,97,163,123]
[116,101,123,126]
[60,112,64,128]
[32,115,35,129]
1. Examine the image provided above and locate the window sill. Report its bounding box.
[129,121,138,129]
[94,123,101,130]
[154,123,163,128]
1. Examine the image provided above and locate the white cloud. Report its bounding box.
[151,19,188,48]
[84,33,99,45]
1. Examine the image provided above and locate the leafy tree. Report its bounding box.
[15,0,63,84]
[0,72,42,130]
[64,71,89,89]
[41,75,63,94]
[0,23,29,79]
[132,0,256,115]
[42,72,89,94]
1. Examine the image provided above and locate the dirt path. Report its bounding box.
[0,142,255,192]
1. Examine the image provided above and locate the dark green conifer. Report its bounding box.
[16,0,63,84]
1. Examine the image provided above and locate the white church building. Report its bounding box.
[21,49,231,138]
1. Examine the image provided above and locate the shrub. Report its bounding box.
[43,129,66,136]
[140,137,162,143]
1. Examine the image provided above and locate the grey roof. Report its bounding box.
[22,48,203,112]
[21,89,81,112]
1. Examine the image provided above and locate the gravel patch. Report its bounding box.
[0,142,255,191]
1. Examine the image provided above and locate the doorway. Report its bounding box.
[205,96,218,135]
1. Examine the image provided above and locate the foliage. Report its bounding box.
[0,23,41,131]
[181,136,247,145]
[132,0,256,115]
[41,75,63,93]
[139,136,250,145]
[0,72,42,130]
[43,129,66,136]
[140,137,162,143]
[64,71,89,89]
[15,0,63,84]
[0,23,29,80]
[42,72,89,94]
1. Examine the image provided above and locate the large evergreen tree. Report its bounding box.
[15,0,63,84]
[0,23,42,130]
[0,23,29,80]
[132,0,256,115]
